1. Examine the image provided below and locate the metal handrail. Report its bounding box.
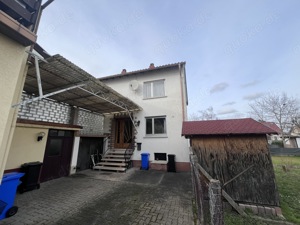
[124,140,135,169]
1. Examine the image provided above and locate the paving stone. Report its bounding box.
[0,168,194,225]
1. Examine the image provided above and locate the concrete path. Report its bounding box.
[0,168,195,225]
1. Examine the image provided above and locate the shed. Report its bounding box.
[182,118,280,206]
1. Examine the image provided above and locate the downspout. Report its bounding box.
[179,63,186,121]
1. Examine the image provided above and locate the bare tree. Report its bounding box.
[189,106,218,121]
[249,92,300,133]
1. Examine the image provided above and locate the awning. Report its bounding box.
[21,54,141,114]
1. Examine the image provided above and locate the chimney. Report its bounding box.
[121,69,126,74]
[149,63,155,69]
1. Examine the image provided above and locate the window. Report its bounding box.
[146,116,166,136]
[154,153,167,161]
[143,80,165,99]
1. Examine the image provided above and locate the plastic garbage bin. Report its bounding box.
[18,161,43,193]
[0,172,24,220]
[141,153,150,170]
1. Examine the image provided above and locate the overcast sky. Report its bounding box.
[38,1,300,119]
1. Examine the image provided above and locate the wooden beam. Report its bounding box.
[222,190,247,216]
[0,0,32,24]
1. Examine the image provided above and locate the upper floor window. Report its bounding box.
[143,79,165,99]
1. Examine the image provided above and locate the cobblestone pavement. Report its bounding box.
[0,168,194,225]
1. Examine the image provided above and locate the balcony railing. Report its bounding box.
[0,0,42,31]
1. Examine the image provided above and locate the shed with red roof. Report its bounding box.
[182,118,279,206]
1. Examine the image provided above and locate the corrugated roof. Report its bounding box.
[182,118,278,136]
[23,54,141,114]
[99,62,186,80]
[260,122,281,134]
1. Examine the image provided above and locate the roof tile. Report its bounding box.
[182,118,278,136]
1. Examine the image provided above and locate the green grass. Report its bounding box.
[272,156,300,224]
[224,156,300,225]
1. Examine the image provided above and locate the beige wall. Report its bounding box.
[5,126,48,170]
[0,33,29,177]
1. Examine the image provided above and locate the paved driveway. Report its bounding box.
[0,168,194,225]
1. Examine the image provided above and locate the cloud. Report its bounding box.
[243,92,265,100]
[210,82,229,94]
[222,101,236,106]
[241,80,260,88]
[217,108,238,115]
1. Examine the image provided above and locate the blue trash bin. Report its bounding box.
[141,153,150,170]
[0,172,24,220]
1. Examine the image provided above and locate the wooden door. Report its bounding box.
[40,129,74,182]
[114,119,133,149]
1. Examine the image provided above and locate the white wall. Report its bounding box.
[5,126,48,170]
[0,33,28,178]
[102,67,189,163]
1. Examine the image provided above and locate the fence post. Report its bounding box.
[209,179,224,225]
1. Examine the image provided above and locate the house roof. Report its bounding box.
[182,118,278,137]
[99,62,186,81]
[22,54,141,114]
[260,122,282,134]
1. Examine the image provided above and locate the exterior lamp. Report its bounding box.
[37,132,46,142]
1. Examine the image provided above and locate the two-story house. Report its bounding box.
[99,62,190,172]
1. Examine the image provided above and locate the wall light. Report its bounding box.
[37,132,46,142]
[134,120,140,127]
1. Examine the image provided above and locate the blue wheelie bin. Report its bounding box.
[141,153,150,170]
[0,172,24,220]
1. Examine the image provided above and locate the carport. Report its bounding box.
[8,51,141,181]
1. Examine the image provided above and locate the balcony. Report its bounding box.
[0,0,42,46]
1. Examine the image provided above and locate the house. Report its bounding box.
[99,62,190,172]
[182,118,280,206]
[4,53,141,182]
[0,0,43,180]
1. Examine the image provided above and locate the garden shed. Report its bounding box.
[182,118,280,206]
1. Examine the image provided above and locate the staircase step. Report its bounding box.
[108,150,133,154]
[93,166,126,172]
[96,162,127,167]
[104,155,131,158]
[101,158,127,162]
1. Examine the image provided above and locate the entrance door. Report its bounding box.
[40,129,74,182]
[114,118,133,149]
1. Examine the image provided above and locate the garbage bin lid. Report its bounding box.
[141,153,150,155]
[2,173,25,182]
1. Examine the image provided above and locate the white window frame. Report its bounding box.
[143,79,166,99]
[145,116,167,138]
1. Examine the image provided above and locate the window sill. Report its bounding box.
[143,96,167,100]
[144,134,168,138]
[151,160,167,164]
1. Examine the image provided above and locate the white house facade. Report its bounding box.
[100,62,190,172]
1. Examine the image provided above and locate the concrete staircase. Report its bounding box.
[93,148,134,172]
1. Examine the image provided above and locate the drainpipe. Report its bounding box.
[179,63,186,121]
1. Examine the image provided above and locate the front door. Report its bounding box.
[114,118,133,149]
[40,129,74,182]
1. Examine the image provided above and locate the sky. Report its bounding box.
[37,0,300,119]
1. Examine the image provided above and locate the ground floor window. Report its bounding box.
[145,116,166,136]
[154,153,167,161]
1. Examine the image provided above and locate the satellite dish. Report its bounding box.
[129,80,139,91]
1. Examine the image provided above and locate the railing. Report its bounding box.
[0,0,42,30]
[124,140,135,169]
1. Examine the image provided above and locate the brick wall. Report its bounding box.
[18,93,104,136]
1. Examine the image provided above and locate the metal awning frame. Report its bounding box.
[12,53,141,126]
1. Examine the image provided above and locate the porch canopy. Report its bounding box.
[21,54,141,114]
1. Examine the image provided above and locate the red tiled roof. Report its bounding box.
[99,62,186,80]
[182,118,278,136]
[260,122,281,134]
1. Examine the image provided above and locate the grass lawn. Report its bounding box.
[224,156,300,225]
[272,156,300,224]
